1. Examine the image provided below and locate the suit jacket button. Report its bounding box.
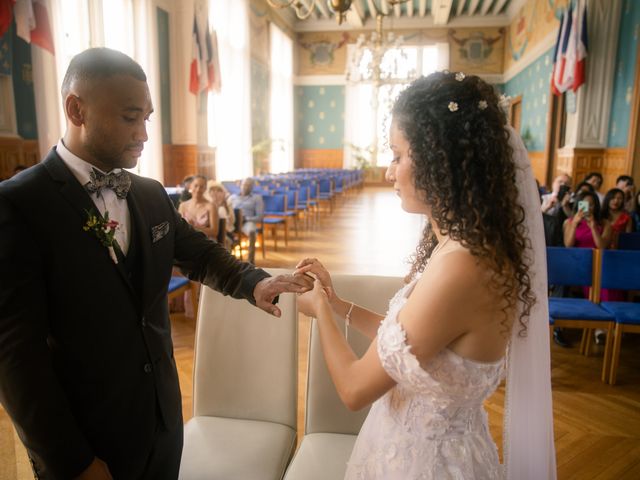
[144,363,152,373]
[141,317,147,327]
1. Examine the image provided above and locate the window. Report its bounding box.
[269,23,293,174]
[208,0,252,181]
[344,43,448,168]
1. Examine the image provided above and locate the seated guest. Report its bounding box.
[12,165,28,177]
[601,188,632,248]
[229,178,264,264]
[563,190,610,250]
[633,190,640,232]
[207,181,235,247]
[178,175,194,205]
[583,171,605,205]
[616,175,635,212]
[178,175,218,239]
[541,173,572,217]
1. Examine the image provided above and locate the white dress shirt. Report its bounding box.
[56,140,131,254]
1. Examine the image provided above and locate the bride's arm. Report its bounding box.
[295,258,384,339]
[297,253,475,411]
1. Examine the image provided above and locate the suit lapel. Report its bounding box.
[126,180,154,313]
[43,149,138,299]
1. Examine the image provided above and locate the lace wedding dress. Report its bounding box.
[344,277,505,480]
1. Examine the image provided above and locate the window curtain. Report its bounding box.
[269,23,293,174]
[31,0,164,181]
[343,44,448,169]
[208,0,252,181]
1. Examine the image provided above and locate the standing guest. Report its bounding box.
[229,178,264,264]
[178,175,218,239]
[296,73,555,479]
[601,188,632,248]
[583,172,605,205]
[616,175,635,212]
[0,47,312,480]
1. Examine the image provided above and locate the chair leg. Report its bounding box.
[579,329,589,355]
[189,282,199,320]
[284,221,289,246]
[608,323,623,385]
[602,324,614,383]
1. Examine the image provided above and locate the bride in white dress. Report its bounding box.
[296,72,556,479]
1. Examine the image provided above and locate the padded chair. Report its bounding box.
[599,249,640,384]
[179,269,298,480]
[262,194,290,250]
[317,179,334,214]
[618,232,640,250]
[168,276,198,320]
[284,274,404,480]
[546,247,614,382]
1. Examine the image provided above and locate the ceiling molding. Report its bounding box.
[293,13,512,32]
[505,0,528,21]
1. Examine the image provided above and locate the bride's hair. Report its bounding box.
[392,72,534,334]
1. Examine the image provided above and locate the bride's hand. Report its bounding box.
[296,279,329,318]
[294,258,336,304]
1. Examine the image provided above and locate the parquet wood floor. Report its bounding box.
[2,187,640,479]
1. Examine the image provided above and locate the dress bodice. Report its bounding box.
[345,277,506,480]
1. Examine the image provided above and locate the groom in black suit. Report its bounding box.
[0,48,312,480]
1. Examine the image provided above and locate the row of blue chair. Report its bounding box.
[547,247,640,384]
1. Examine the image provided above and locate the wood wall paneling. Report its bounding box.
[528,151,547,186]
[163,144,217,187]
[555,147,629,191]
[0,138,40,180]
[296,148,343,169]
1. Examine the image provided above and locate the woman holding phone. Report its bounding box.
[563,190,611,249]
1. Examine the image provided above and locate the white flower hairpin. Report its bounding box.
[455,72,465,81]
[478,100,488,110]
[448,101,459,112]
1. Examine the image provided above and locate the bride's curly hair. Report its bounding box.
[392,72,534,335]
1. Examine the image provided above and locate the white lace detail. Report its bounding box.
[345,279,505,480]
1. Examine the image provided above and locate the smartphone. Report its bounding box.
[577,200,589,215]
[557,184,570,202]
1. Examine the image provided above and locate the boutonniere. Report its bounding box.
[83,209,120,264]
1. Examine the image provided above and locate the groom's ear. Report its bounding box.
[65,94,85,127]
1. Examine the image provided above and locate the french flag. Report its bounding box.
[551,2,573,96]
[571,0,587,92]
[189,16,202,95]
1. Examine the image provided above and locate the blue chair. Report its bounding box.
[618,232,640,250]
[168,276,198,320]
[318,179,334,214]
[546,247,614,382]
[599,249,640,384]
[262,194,289,250]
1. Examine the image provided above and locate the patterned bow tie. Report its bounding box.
[85,168,131,199]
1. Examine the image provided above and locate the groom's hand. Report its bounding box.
[254,274,314,317]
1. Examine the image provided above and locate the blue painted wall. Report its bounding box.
[608,0,640,147]
[294,85,345,150]
[503,47,554,152]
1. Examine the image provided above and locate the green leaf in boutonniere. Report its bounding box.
[83,209,120,264]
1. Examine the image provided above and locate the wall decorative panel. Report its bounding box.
[0,138,39,180]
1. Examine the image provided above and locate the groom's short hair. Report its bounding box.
[61,47,147,98]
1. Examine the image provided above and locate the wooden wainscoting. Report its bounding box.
[528,151,547,186]
[603,148,629,189]
[163,145,216,187]
[0,137,40,180]
[555,146,629,190]
[296,149,343,169]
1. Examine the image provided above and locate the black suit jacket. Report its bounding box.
[0,149,270,478]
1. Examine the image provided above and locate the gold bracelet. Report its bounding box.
[345,302,355,341]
